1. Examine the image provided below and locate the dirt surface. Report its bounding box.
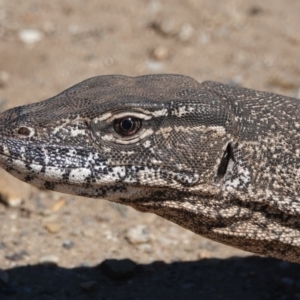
[0,0,300,299]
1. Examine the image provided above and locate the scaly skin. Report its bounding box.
[0,74,299,262]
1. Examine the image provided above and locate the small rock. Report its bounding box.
[101,259,137,280]
[155,18,177,36]
[158,19,178,36]
[80,261,91,267]
[151,46,169,61]
[39,255,59,266]
[94,214,110,223]
[81,228,95,238]
[68,24,80,35]
[248,6,263,16]
[103,57,115,67]
[62,240,74,249]
[3,195,23,208]
[125,225,152,245]
[146,60,165,72]
[178,23,195,42]
[0,269,9,284]
[295,89,300,99]
[198,32,211,45]
[80,281,98,292]
[147,1,162,14]
[227,75,243,87]
[71,228,80,236]
[109,202,128,217]
[42,21,56,34]
[137,243,153,253]
[18,29,44,45]
[198,249,212,259]
[9,213,18,220]
[5,250,28,262]
[44,222,61,234]
[50,198,66,212]
[0,71,10,88]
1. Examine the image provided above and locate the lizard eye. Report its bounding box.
[114,117,142,136]
[16,126,35,138]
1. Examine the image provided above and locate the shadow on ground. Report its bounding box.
[1,256,300,300]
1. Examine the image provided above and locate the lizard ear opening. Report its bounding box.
[217,143,235,178]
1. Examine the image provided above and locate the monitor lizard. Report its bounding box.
[0,74,299,263]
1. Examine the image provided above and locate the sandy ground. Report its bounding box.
[0,0,300,299]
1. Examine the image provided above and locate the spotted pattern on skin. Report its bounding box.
[0,74,300,263]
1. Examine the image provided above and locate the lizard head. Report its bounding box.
[0,74,253,256]
[0,75,237,205]
[2,74,300,263]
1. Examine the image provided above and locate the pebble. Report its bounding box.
[2,195,23,208]
[137,243,153,253]
[101,259,137,280]
[0,269,9,284]
[147,0,162,15]
[39,255,59,266]
[248,6,263,16]
[80,261,91,267]
[125,225,152,245]
[178,23,195,42]
[227,75,243,87]
[42,21,56,34]
[44,222,61,234]
[81,227,95,238]
[80,281,98,292]
[50,198,66,212]
[62,240,74,249]
[156,18,177,37]
[151,46,169,61]
[198,32,211,45]
[71,228,81,236]
[5,250,28,261]
[198,249,212,259]
[145,60,165,72]
[18,29,44,45]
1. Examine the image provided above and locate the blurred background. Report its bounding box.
[0,0,300,299]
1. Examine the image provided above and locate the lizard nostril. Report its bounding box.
[17,127,33,137]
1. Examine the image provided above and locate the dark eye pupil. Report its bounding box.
[121,118,133,131]
[114,117,142,136]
